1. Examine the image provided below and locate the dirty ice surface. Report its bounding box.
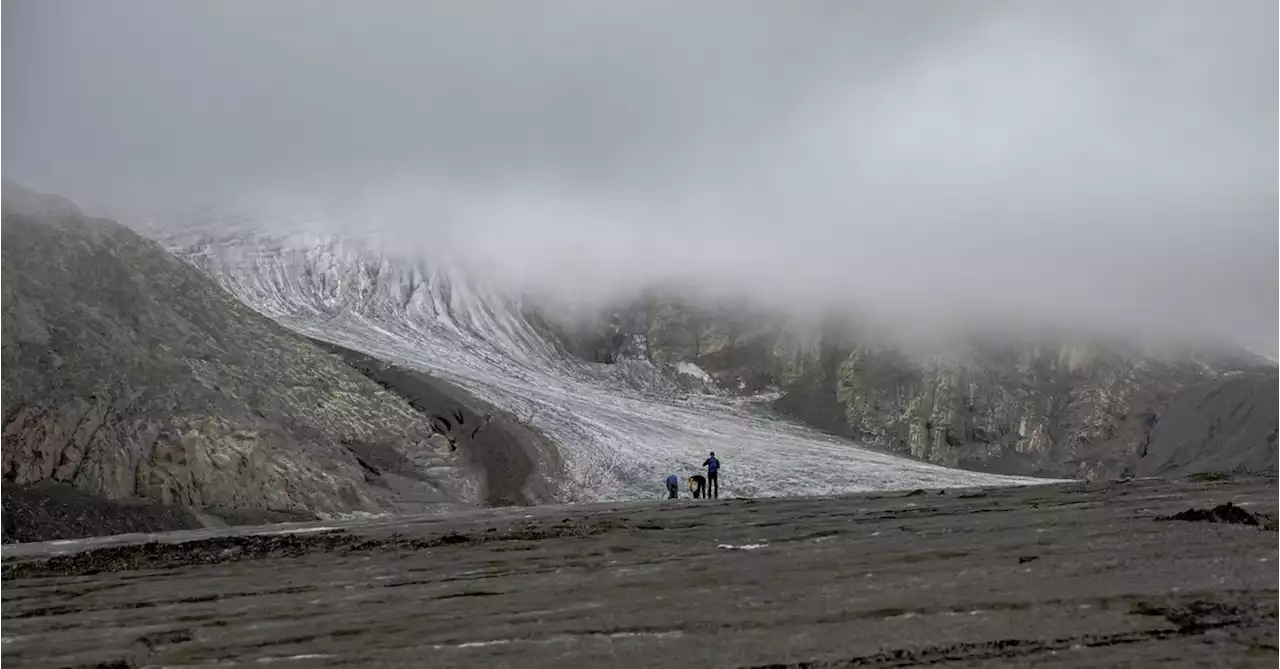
[162,227,1059,501]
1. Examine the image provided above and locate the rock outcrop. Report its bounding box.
[538,295,1273,480]
[306,338,567,507]
[1,183,496,540]
[2,481,203,543]
[1136,372,1278,477]
[775,337,1258,480]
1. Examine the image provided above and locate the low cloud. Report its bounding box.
[4,0,1276,354]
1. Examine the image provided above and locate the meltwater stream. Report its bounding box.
[162,227,1055,501]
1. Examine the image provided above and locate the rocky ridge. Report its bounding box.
[1,183,556,541]
[1137,371,1279,477]
[533,296,1275,480]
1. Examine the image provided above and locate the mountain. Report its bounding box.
[154,221,1051,500]
[1,183,551,541]
[532,296,1276,480]
[1136,371,1278,477]
[6,181,1267,545]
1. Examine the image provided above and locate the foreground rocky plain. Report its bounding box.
[3,475,1276,668]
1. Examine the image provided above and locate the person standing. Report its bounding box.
[702,452,720,499]
[665,474,680,499]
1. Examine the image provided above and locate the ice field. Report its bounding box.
[165,228,1057,501]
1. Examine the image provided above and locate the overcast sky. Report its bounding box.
[4,0,1277,355]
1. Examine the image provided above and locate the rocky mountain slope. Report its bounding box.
[305,338,568,507]
[535,296,1275,480]
[1137,371,1278,477]
[1,183,552,541]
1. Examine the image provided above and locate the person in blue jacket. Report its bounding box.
[665,474,680,499]
[703,452,720,499]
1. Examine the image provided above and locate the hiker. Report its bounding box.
[665,474,680,499]
[688,474,707,499]
[703,452,720,499]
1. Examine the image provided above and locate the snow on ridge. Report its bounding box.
[677,361,714,383]
[162,228,1062,501]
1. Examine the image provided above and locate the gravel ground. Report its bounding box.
[2,476,1277,668]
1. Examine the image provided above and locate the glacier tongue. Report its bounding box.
[165,229,1058,501]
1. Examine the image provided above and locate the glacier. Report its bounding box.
[158,226,1060,501]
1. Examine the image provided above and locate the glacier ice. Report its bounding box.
[162,228,1061,501]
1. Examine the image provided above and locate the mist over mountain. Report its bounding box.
[5,0,1276,357]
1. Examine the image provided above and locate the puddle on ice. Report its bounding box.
[938,610,990,617]
[256,526,341,536]
[456,639,512,649]
[604,631,684,640]
[434,630,685,650]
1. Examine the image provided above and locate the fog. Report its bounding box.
[4,0,1276,355]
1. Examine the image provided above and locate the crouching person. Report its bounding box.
[689,474,707,499]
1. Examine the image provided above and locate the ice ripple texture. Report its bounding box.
[164,228,1059,501]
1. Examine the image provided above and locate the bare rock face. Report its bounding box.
[306,337,568,508]
[774,337,1271,480]
[1137,372,1278,477]
[2,183,482,538]
[540,294,1273,480]
[813,342,1217,479]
